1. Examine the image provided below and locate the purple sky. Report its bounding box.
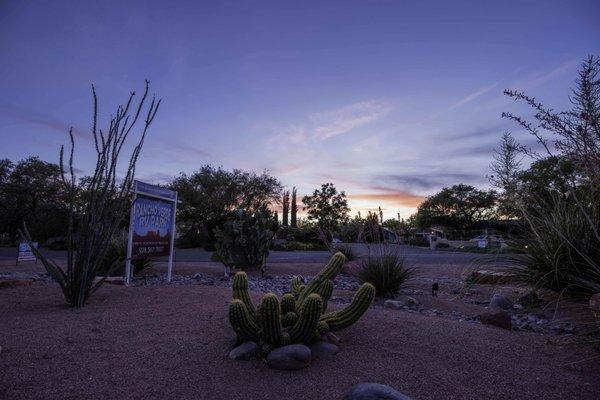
[1,0,599,218]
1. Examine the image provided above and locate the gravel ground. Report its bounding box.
[1,282,599,400]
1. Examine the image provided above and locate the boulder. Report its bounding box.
[229,341,259,361]
[385,296,420,309]
[489,293,513,310]
[266,344,311,370]
[344,383,413,400]
[309,341,339,359]
[479,309,512,330]
[468,270,519,284]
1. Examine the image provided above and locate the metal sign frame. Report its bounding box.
[125,180,178,285]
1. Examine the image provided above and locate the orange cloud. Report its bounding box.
[349,192,425,208]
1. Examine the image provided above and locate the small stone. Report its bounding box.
[266,344,311,370]
[344,383,413,400]
[489,293,513,310]
[384,300,403,310]
[519,291,543,307]
[229,341,259,361]
[479,309,512,330]
[309,341,339,359]
[386,295,420,309]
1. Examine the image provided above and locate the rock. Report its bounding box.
[309,341,339,359]
[385,296,420,309]
[384,300,403,310]
[229,341,259,361]
[489,293,513,310]
[266,344,311,370]
[468,270,519,284]
[344,383,413,400]
[519,291,543,307]
[479,309,512,330]
[0,279,33,289]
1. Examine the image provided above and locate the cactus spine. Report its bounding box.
[290,293,323,343]
[229,299,259,342]
[321,282,375,331]
[281,293,296,314]
[233,271,256,316]
[314,279,334,312]
[258,293,283,346]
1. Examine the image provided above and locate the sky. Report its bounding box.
[1,0,599,219]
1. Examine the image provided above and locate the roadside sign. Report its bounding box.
[125,180,178,285]
[17,242,38,264]
[477,239,487,248]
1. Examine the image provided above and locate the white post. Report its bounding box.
[125,193,137,286]
[167,192,177,283]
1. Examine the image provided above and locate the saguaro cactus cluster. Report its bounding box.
[228,252,376,352]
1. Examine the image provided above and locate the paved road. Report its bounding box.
[1,244,495,266]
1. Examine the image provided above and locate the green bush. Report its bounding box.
[98,231,153,277]
[214,208,277,269]
[271,241,327,251]
[358,249,414,298]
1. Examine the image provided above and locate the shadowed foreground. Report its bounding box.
[0,283,598,400]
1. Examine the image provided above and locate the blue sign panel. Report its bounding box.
[131,196,175,257]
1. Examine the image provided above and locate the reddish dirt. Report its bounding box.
[1,281,599,400]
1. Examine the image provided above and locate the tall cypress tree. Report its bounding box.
[290,187,297,227]
[282,190,290,226]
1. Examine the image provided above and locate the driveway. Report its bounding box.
[1,243,494,267]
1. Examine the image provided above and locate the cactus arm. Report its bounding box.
[281,293,296,314]
[232,271,256,316]
[258,293,284,346]
[314,279,334,312]
[297,252,345,305]
[320,283,375,332]
[290,276,304,297]
[282,311,298,327]
[290,293,323,343]
[229,299,259,342]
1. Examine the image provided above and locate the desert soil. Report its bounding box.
[1,262,599,400]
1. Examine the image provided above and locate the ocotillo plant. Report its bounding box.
[20,81,161,307]
[228,252,376,352]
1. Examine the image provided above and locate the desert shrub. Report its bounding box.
[504,193,600,297]
[98,231,153,277]
[214,208,277,271]
[271,241,327,251]
[359,248,414,298]
[333,244,358,261]
[404,236,429,247]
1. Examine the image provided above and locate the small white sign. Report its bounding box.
[17,242,38,263]
[477,239,487,249]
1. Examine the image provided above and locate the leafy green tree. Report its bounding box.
[302,183,350,232]
[0,157,69,243]
[414,184,497,234]
[170,165,282,248]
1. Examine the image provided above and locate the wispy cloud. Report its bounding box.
[448,82,500,110]
[267,100,392,146]
[0,102,88,139]
[349,191,424,208]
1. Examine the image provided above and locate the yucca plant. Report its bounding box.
[503,192,600,297]
[21,81,161,307]
[98,230,153,277]
[358,246,414,298]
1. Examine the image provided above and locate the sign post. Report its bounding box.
[125,180,177,285]
[16,242,38,265]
